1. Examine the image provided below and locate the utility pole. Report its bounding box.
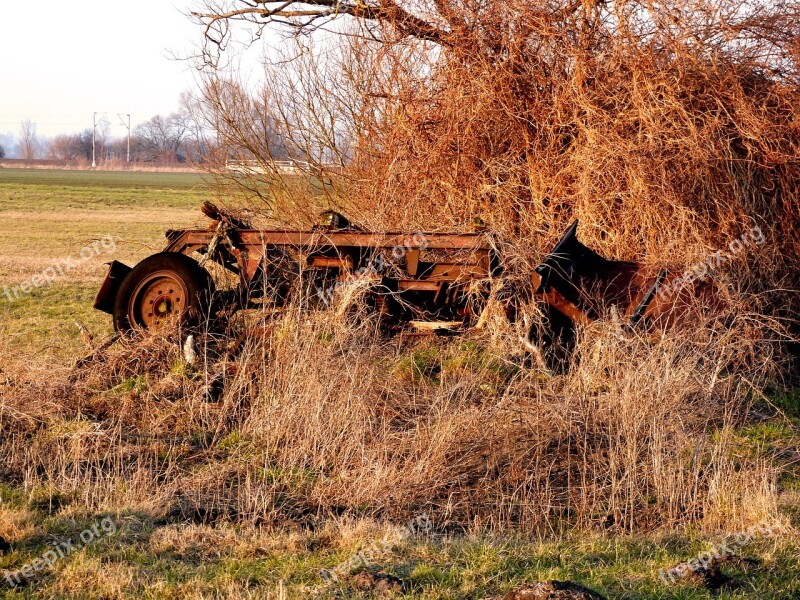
[92,112,97,168]
[119,113,131,163]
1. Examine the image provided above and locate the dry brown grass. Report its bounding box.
[0,294,785,536]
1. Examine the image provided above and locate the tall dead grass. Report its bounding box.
[0,297,784,534]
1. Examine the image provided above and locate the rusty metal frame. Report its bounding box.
[96,210,713,342]
[97,212,498,330]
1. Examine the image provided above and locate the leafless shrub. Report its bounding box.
[191,2,799,322]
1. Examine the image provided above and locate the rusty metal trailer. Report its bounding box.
[94,204,709,354]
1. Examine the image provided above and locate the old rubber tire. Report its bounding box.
[113,253,214,332]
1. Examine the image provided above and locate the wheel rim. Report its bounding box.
[127,270,191,329]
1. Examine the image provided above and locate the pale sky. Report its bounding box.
[0,0,203,140]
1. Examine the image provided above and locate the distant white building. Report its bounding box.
[225,159,333,175]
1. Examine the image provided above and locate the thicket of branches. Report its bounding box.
[193,0,800,305]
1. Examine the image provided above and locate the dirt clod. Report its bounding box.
[666,554,760,593]
[350,570,404,594]
[500,580,606,600]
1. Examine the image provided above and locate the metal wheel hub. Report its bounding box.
[129,271,189,328]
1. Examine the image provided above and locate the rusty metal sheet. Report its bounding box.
[93,261,132,314]
[532,220,719,331]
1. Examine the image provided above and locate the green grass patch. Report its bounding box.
[0,489,798,598]
[0,168,212,367]
[768,387,800,418]
[396,346,442,383]
[0,284,111,362]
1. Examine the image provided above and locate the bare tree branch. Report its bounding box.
[192,0,453,55]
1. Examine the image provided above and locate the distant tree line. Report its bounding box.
[5,85,295,165]
[7,91,292,165]
[46,110,199,164]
